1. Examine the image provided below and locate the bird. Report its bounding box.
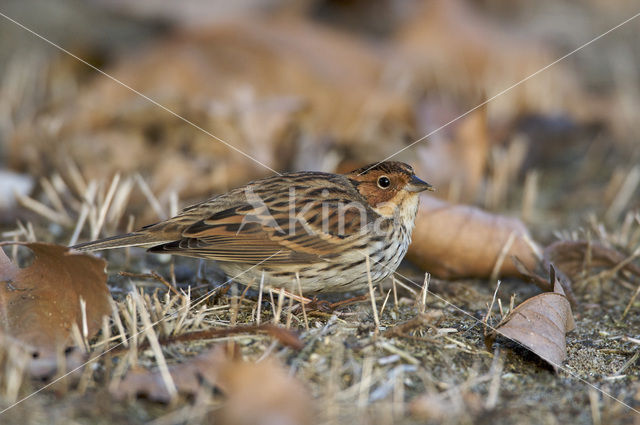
[72,161,433,293]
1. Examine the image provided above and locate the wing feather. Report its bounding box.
[147,173,378,265]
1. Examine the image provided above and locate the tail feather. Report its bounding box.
[71,232,170,252]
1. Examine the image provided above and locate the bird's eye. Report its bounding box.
[377,176,391,189]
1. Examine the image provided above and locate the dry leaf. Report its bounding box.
[410,390,483,422]
[394,0,586,121]
[545,240,640,281]
[0,242,110,356]
[113,345,312,425]
[407,195,540,279]
[512,256,577,307]
[8,15,412,208]
[112,347,226,403]
[487,266,575,371]
[216,353,312,425]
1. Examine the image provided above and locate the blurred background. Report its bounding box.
[1,0,639,241]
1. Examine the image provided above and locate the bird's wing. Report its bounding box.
[148,179,372,265]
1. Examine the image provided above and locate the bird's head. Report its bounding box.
[346,161,434,217]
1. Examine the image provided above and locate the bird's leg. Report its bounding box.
[304,294,369,313]
[305,297,333,313]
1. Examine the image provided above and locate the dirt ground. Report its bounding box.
[0,1,639,424]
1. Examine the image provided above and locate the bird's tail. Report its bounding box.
[71,232,165,252]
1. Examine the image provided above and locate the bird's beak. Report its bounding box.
[406,175,435,193]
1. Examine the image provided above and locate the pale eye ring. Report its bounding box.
[377,176,391,189]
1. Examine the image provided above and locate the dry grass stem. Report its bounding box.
[621,283,640,320]
[106,177,134,228]
[92,173,120,239]
[485,350,503,409]
[490,231,516,283]
[418,273,430,313]
[15,192,72,227]
[274,288,285,324]
[39,176,69,219]
[589,387,602,425]
[521,170,538,223]
[393,277,418,296]
[605,165,640,223]
[135,173,167,220]
[68,181,98,246]
[365,255,381,333]
[379,288,392,317]
[357,357,374,410]
[268,288,277,318]
[132,288,178,400]
[392,277,399,312]
[295,272,309,331]
[483,280,502,330]
[257,271,265,325]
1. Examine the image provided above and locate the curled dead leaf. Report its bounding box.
[113,345,312,425]
[486,266,575,371]
[0,242,110,376]
[545,240,640,281]
[112,347,227,403]
[512,257,577,307]
[407,195,541,279]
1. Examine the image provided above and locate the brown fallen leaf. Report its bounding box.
[112,347,226,403]
[486,266,575,371]
[8,15,412,209]
[410,390,483,422]
[113,345,313,425]
[394,0,587,121]
[545,240,640,282]
[407,195,541,279]
[0,242,110,373]
[512,256,578,307]
[216,353,313,425]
